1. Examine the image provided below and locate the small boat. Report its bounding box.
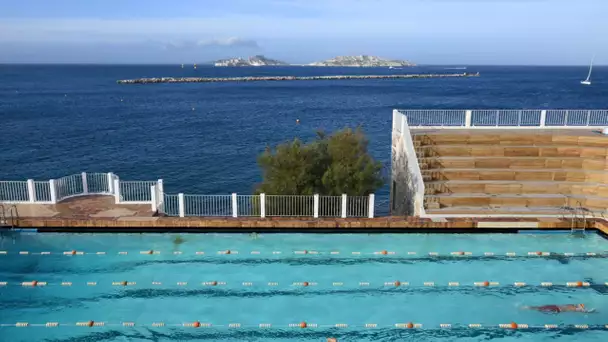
[194,64,197,70]
[581,55,594,85]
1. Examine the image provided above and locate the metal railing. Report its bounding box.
[163,194,180,217]
[56,174,84,201]
[265,195,314,217]
[119,181,157,203]
[319,196,342,217]
[33,181,52,203]
[0,172,377,218]
[86,172,111,194]
[183,195,232,217]
[236,195,260,217]
[0,181,28,202]
[397,109,608,128]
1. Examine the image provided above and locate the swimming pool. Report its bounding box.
[0,232,606,342]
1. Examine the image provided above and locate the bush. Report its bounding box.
[256,127,384,196]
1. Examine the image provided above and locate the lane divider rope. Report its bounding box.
[3,281,598,287]
[0,322,605,329]
[1,250,606,257]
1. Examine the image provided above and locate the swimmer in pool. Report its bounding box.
[521,304,595,314]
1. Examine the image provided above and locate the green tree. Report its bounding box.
[256,127,384,196]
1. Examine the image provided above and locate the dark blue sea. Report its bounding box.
[0,65,606,210]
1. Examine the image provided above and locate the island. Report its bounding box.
[309,55,416,67]
[214,55,288,67]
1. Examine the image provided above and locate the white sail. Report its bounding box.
[581,55,594,85]
[585,55,594,81]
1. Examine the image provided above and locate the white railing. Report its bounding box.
[118,181,157,204]
[236,195,260,217]
[265,195,314,217]
[0,172,376,218]
[319,196,342,217]
[56,174,85,201]
[0,172,160,206]
[165,193,375,218]
[183,194,232,217]
[398,109,608,129]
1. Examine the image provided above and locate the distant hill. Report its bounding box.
[309,55,415,67]
[214,55,289,67]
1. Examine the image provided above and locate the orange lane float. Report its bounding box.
[380,250,388,255]
[394,281,401,287]
[300,322,307,328]
[302,282,309,287]
[406,322,414,329]
[193,321,201,328]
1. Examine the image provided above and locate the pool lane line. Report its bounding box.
[4,280,602,288]
[1,250,606,257]
[0,322,605,330]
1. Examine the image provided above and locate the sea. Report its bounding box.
[0,65,605,212]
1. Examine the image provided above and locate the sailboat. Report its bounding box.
[581,55,594,85]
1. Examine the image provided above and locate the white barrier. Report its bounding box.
[0,173,376,218]
[398,109,608,129]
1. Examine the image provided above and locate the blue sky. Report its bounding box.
[0,0,605,64]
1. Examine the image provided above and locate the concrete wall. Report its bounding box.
[391,110,425,216]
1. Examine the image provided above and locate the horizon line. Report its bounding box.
[0,63,603,67]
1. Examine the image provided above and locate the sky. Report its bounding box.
[0,0,605,65]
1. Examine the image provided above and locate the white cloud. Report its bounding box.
[198,37,259,48]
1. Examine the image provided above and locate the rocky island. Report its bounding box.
[214,55,288,67]
[309,55,415,67]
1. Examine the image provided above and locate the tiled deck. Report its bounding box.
[1,195,604,232]
[7,196,155,219]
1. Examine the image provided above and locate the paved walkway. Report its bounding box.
[8,196,154,219]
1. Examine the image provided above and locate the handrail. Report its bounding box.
[396,109,608,129]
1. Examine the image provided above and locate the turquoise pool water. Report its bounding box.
[0,232,606,342]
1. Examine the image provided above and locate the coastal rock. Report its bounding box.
[310,55,415,67]
[117,73,479,84]
[214,55,288,67]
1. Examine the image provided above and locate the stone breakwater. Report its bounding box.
[117,73,479,84]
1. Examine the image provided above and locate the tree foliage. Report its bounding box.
[256,127,384,195]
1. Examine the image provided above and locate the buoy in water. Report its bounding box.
[296,119,300,124]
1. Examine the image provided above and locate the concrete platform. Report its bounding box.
[7,196,154,219]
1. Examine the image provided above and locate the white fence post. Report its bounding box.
[260,193,266,218]
[27,179,35,203]
[540,110,547,127]
[113,179,121,204]
[49,179,57,204]
[368,194,375,218]
[107,172,114,194]
[150,185,157,212]
[81,172,88,195]
[157,179,164,194]
[178,193,185,217]
[465,110,472,127]
[232,193,238,218]
[313,194,319,218]
[341,194,347,218]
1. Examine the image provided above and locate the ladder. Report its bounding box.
[0,205,19,229]
[570,203,587,234]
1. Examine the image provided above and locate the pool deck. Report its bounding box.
[2,195,606,233]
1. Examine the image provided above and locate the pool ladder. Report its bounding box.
[0,205,19,228]
[570,201,588,234]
